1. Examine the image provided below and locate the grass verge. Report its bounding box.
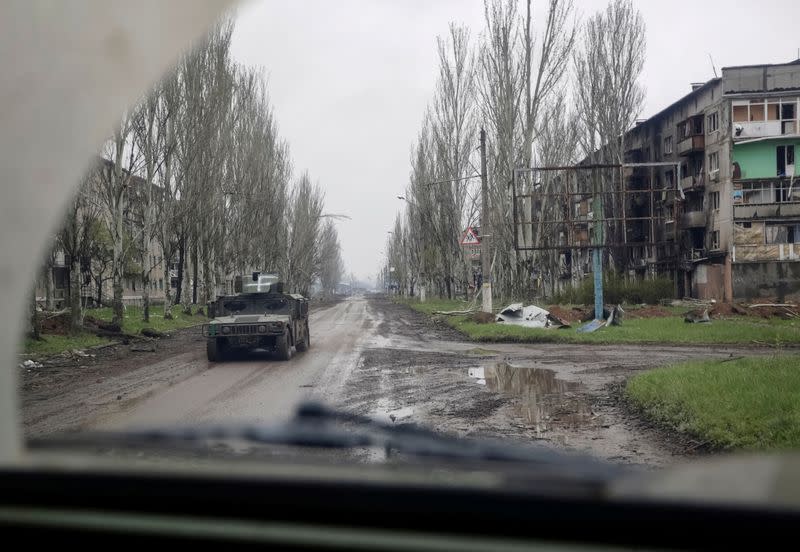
[23,333,111,357]
[397,298,800,346]
[625,355,800,450]
[22,305,202,356]
[88,306,202,334]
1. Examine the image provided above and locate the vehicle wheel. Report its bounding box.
[207,338,226,362]
[276,328,292,361]
[296,322,310,352]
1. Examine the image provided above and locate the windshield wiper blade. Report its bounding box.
[30,401,626,480]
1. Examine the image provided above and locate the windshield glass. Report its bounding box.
[14,0,800,511]
[222,296,291,315]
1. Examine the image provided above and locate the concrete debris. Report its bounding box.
[21,359,43,369]
[684,308,711,323]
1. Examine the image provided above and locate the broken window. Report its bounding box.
[765,224,789,244]
[709,191,720,210]
[707,111,719,132]
[777,145,795,177]
[664,136,673,155]
[692,116,703,135]
[710,231,720,250]
[708,151,719,173]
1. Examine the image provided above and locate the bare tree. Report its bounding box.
[97,117,140,327]
[286,173,324,295]
[317,220,344,298]
[574,0,646,272]
[430,23,478,299]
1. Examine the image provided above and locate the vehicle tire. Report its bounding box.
[207,338,226,362]
[296,322,310,352]
[276,328,292,361]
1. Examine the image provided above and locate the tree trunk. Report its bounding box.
[111,210,124,327]
[192,240,199,305]
[142,242,151,322]
[69,255,83,334]
[95,272,104,306]
[163,250,174,319]
[175,234,185,306]
[30,289,40,340]
[44,257,55,311]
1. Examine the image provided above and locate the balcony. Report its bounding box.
[677,134,705,155]
[734,202,800,219]
[679,174,705,193]
[681,211,707,228]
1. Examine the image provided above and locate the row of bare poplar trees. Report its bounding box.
[385,0,646,301]
[42,20,344,332]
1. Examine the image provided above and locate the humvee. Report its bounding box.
[202,273,310,362]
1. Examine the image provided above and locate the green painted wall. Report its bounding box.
[733,139,800,179]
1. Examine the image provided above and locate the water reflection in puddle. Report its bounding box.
[469,362,592,434]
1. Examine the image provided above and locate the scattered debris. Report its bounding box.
[20,359,43,369]
[684,308,711,323]
[747,304,799,319]
[608,305,624,326]
[668,298,715,309]
[580,306,612,323]
[496,303,550,328]
[434,308,477,316]
[577,318,606,333]
[545,306,584,324]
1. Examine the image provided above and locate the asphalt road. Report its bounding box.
[101,297,375,430]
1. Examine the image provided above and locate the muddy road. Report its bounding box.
[22,296,770,466]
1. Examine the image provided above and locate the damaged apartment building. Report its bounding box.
[576,59,800,301]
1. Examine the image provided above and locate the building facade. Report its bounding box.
[616,59,800,301]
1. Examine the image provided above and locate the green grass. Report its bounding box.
[23,333,111,356]
[88,305,202,334]
[398,298,800,346]
[625,355,800,450]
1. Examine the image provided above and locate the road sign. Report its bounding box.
[460,227,480,246]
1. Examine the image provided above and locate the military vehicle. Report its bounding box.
[202,272,310,362]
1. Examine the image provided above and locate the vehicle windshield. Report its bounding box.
[222,297,291,315]
[14,0,800,511]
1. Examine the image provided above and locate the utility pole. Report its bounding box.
[480,128,492,314]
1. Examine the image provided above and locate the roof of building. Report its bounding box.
[634,77,721,128]
[721,58,800,70]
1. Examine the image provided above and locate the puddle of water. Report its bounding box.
[472,362,593,435]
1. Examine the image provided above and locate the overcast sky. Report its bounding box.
[230,0,800,281]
